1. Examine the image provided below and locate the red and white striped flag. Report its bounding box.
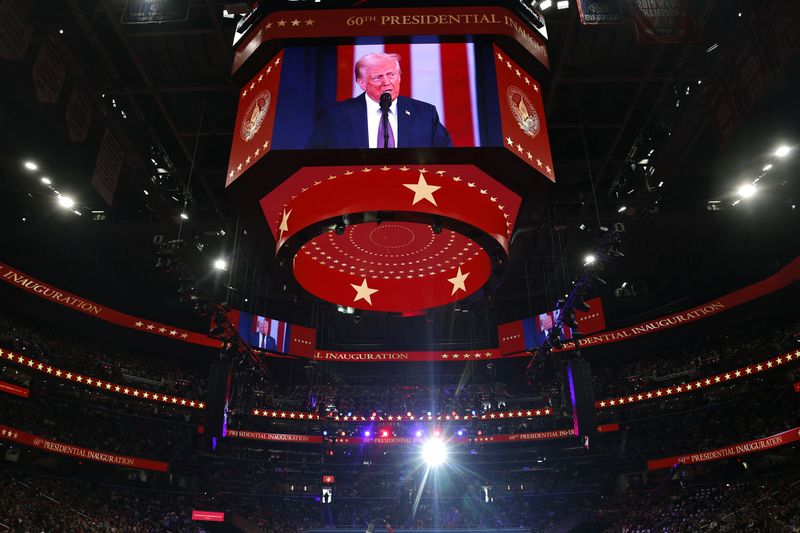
[336,43,481,147]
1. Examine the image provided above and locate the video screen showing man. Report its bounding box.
[253,316,277,351]
[307,52,453,149]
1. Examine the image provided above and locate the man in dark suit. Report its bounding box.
[307,52,452,149]
[253,316,277,351]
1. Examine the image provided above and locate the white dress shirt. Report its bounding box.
[365,94,398,149]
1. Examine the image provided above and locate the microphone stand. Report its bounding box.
[382,109,389,149]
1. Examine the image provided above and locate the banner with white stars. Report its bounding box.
[0,262,221,348]
[596,350,800,410]
[0,348,205,409]
[0,424,169,472]
[226,50,283,187]
[231,7,549,76]
[494,44,555,182]
[250,407,551,422]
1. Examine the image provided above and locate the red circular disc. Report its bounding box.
[294,221,492,313]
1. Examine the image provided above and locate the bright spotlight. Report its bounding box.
[180,212,189,220]
[583,254,596,265]
[24,161,38,171]
[539,0,552,9]
[57,195,75,209]
[213,258,227,271]
[774,145,791,158]
[618,206,627,213]
[421,438,448,467]
[737,184,756,199]
[556,0,569,9]
[40,177,51,185]
[415,430,423,438]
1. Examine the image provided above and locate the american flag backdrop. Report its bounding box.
[335,43,482,147]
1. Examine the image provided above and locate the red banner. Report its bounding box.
[192,510,225,522]
[0,380,29,398]
[630,0,700,44]
[559,257,800,352]
[313,349,499,362]
[494,44,554,182]
[226,51,283,187]
[596,350,798,409]
[0,262,220,348]
[647,426,800,470]
[727,24,772,113]
[252,407,550,422]
[476,429,576,443]
[225,429,323,444]
[1,347,205,409]
[705,73,740,148]
[0,424,168,472]
[232,7,549,75]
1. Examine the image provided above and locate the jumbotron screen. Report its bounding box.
[269,42,491,150]
[231,310,292,353]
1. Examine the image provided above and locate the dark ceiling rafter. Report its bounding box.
[97,0,231,230]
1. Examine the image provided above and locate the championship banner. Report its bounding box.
[647,426,800,470]
[630,0,700,44]
[232,7,549,75]
[705,73,740,148]
[577,0,624,25]
[494,44,555,182]
[0,262,220,348]
[0,380,29,398]
[0,424,169,472]
[225,429,323,444]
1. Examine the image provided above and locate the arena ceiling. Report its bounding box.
[0,0,798,349]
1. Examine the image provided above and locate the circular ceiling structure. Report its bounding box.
[294,222,491,313]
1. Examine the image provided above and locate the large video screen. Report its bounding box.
[270,42,502,150]
[521,297,606,349]
[235,311,292,353]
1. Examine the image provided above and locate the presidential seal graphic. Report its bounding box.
[506,86,540,138]
[240,90,271,142]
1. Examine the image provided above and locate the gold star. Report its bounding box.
[403,173,441,206]
[277,20,286,26]
[351,278,378,305]
[279,209,292,233]
[447,267,470,295]
[305,19,315,26]
[291,19,301,26]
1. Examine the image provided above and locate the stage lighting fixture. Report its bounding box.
[421,438,448,467]
[564,310,578,329]
[57,195,75,209]
[583,254,596,265]
[556,0,569,9]
[334,223,345,235]
[457,430,464,436]
[774,145,791,158]
[618,206,627,213]
[180,212,189,220]
[539,0,552,9]
[364,431,371,437]
[381,430,389,438]
[213,259,228,271]
[40,177,51,185]
[24,161,38,171]
[762,164,772,172]
[737,184,756,199]
[415,430,423,438]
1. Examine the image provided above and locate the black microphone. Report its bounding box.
[379,91,392,111]
[380,92,392,148]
